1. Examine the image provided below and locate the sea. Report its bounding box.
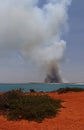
[0,83,84,92]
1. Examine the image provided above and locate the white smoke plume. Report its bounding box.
[0,0,72,82]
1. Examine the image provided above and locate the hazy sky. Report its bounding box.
[61,0,84,82]
[0,0,84,83]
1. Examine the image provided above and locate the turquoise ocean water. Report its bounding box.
[0,83,84,92]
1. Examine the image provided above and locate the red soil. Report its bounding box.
[0,92,84,130]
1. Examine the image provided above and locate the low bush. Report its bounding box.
[0,89,63,122]
[56,87,84,94]
[0,88,23,111]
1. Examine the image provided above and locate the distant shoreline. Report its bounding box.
[0,82,84,84]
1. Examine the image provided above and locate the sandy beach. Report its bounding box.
[0,91,84,130]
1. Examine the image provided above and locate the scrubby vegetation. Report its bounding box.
[0,89,62,122]
[56,87,84,94]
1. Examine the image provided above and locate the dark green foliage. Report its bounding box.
[0,88,23,111]
[0,89,62,122]
[29,89,36,93]
[56,87,84,94]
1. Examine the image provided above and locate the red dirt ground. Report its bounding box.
[0,92,84,130]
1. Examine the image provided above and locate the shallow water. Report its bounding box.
[0,83,84,92]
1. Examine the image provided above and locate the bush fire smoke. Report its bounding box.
[0,0,72,83]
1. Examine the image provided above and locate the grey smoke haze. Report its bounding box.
[0,0,71,82]
[44,61,62,83]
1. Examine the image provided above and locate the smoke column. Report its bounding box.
[0,0,72,82]
[44,61,62,83]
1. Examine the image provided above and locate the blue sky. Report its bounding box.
[61,0,84,82]
[0,0,84,83]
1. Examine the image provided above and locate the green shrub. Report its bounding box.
[0,89,63,122]
[0,88,24,111]
[56,87,84,94]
